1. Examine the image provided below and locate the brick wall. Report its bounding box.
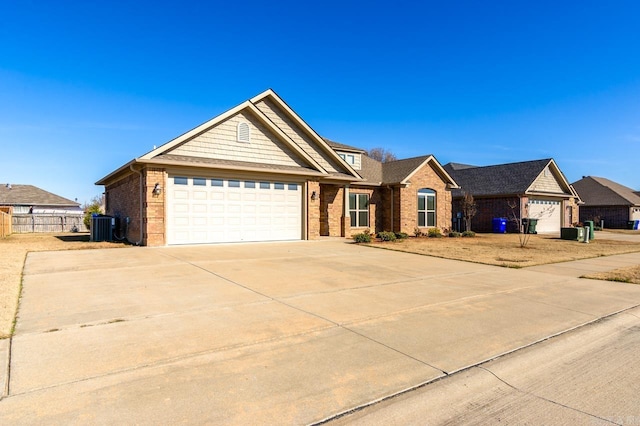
[579,206,629,229]
[106,172,142,243]
[452,196,521,233]
[565,197,580,227]
[307,181,321,239]
[144,168,167,246]
[397,164,452,234]
[320,184,345,237]
[105,167,167,246]
[347,186,382,235]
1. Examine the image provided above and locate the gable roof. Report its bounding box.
[349,153,458,187]
[572,176,640,206]
[446,162,477,171]
[0,184,80,207]
[323,138,366,153]
[383,156,436,184]
[97,89,361,186]
[444,158,572,198]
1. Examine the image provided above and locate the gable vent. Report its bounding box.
[237,122,250,143]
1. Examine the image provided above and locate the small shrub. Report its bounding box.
[427,228,442,238]
[413,227,423,237]
[449,231,461,238]
[462,230,476,237]
[377,231,397,242]
[395,232,409,240]
[353,232,372,243]
[83,195,103,229]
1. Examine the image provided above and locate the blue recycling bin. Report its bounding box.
[492,217,507,233]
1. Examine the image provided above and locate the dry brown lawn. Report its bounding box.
[583,265,640,285]
[366,233,640,269]
[0,233,129,338]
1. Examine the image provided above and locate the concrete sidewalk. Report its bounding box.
[527,251,640,278]
[334,306,640,425]
[2,240,640,424]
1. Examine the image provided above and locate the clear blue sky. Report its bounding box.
[1,1,639,205]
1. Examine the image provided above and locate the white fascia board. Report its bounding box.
[401,156,460,188]
[244,103,328,174]
[525,159,573,195]
[139,102,252,160]
[251,90,362,179]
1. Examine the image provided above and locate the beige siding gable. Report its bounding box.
[169,111,310,168]
[254,98,348,174]
[529,166,567,194]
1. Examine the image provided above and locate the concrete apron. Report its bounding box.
[2,241,640,424]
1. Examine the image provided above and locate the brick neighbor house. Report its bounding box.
[572,176,640,229]
[444,159,580,234]
[96,89,458,246]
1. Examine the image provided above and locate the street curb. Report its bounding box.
[313,303,640,425]
[0,337,11,400]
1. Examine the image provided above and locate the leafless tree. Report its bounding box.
[367,147,397,163]
[507,200,532,248]
[461,192,477,232]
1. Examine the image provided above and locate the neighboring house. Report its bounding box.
[0,184,83,233]
[96,89,458,246]
[572,176,640,228]
[0,184,82,215]
[444,159,579,233]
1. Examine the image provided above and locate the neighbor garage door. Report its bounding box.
[167,176,302,244]
[528,198,561,233]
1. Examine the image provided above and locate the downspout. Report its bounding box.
[130,164,144,246]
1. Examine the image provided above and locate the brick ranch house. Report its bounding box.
[96,89,458,246]
[572,176,640,229]
[444,159,580,234]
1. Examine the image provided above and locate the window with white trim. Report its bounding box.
[349,193,369,227]
[237,122,250,142]
[417,188,436,227]
[339,153,355,164]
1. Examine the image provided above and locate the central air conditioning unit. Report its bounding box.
[90,215,114,242]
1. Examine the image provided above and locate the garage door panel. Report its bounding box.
[167,176,302,245]
[529,199,561,233]
[173,190,188,200]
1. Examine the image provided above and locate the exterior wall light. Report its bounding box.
[153,183,162,195]
[311,190,317,201]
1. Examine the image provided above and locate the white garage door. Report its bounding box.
[528,199,561,233]
[167,176,302,245]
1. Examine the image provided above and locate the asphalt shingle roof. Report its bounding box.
[382,156,434,184]
[444,159,552,197]
[0,184,79,207]
[358,154,383,183]
[322,138,365,153]
[572,176,640,206]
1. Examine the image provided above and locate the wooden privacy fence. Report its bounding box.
[0,209,11,238]
[11,214,88,233]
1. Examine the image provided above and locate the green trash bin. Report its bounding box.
[522,218,538,234]
[584,220,595,240]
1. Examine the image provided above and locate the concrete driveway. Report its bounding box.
[2,240,640,424]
